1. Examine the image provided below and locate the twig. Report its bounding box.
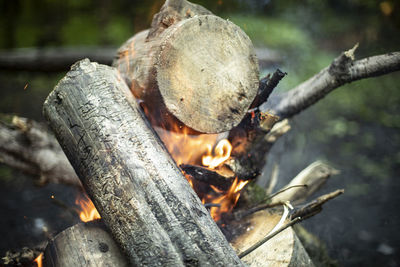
[268,46,400,118]
[250,69,287,109]
[267,184,308,200]
[290,189,344,220]
[238,189,344,258]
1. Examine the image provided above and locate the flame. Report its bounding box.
[34,253,43,267]
[139,103,247,221]
[202,139,232,169]
[75,193,101,222]
[205,178,249,221]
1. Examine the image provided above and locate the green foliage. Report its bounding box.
[228,15,311,50]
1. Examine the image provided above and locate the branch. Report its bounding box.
[0,114,80,186]
[268,45,400,118]
[0,47,116,72]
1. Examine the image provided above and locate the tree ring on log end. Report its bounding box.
[156,15,259,133]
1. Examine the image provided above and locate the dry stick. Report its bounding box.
[250,69,287,109]
[180,164,233,191]
[269,45,400,118]
[267,184,308,200]
[237,189,344,258]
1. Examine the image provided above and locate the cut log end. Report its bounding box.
[156,15,259,133]
[114,14,259,134]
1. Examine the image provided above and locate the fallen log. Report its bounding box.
[0,114,80,186]
[114,0,259,133]
[43,59,243,266]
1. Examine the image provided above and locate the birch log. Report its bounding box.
[43,59,243,266]
[114,0,259,133]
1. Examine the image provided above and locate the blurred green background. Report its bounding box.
[0,0,399,266]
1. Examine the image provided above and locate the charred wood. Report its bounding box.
[180,164,233,191]
[43,59,243,266]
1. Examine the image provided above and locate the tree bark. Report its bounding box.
[43,59,243,266]
[114,0,259,133]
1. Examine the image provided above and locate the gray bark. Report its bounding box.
[43,59,243,266]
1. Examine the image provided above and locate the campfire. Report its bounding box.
[22,0,398,266]
[39,0,345,264]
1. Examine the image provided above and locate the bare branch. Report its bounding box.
[269,46,400,118]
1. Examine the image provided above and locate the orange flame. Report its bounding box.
[75,193,101,222]
[202,139,232,169]
[140,104,247,221]
[117,39,246,222]
[205,178,249,221]
[34,253,43,267]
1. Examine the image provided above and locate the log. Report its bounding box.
[44,210,314,267]
[44,221,128,267]
[114,0,259,133]
[0,47,115,72]
[230,210,314,267]
[0,114,80,186]
[43,59,243,266]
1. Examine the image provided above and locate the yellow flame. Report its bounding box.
[202,139,232,169]
[34,253,43,267]
[206,177,249,221]
[75,193,101,222]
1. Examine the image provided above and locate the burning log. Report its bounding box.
[43,59,243,266]
[114,0,259,133]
